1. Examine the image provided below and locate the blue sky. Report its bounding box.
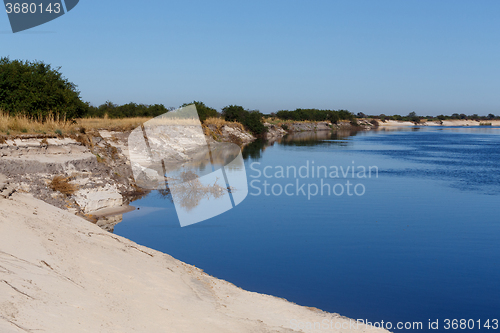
[2,0,500,116]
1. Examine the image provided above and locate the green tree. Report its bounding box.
[85,101,170,118]
[0,57,87,119]
[275,108,351,123]
[222,104,246,122]
[222,105,267,135]
[407,111,420,123]
[181,101,218,122]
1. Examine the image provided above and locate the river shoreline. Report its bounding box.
[0,192,391,333]
[1,119,496,226]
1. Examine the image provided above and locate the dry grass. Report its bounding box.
[94,153,105,163]
[0,111,76,135]
[0,111,154,135]
[110,146,119,158]
[263,117,317,126]
[203,117,246,141]
[227,133,243,146]
[49,175,78,195]
[204,117,245,131]
[146,117,202,126]
[0,111,244,137]
[78,116,153,131]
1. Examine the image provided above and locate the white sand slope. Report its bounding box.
[0,194,390,333]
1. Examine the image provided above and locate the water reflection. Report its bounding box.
[280,130,360,146]
[241,129,364,160]
[241,139,267,160]
[241,127,500,196]
[137,129,366,215]
[128,105,248,227]
[166,171,227,211]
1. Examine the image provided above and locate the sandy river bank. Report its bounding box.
[0,192,389,333]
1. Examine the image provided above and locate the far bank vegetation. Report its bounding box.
[2,57,498,138]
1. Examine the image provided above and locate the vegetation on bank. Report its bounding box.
[0,111,76,135]
[0,57,87,120]
[0,111,153,136]
[0,58,355,136]
[2,57,499,137]
[274,109,355,123]
[181,101,218,122]
[85,101,171,119]
[204,117,244,131]
[221,105,267,135]
[359,111,500,123]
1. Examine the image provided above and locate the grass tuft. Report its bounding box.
[204,117,244,131]
[49,175,78,195]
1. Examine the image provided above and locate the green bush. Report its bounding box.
[181,101,218,122]
[408,111,420,123]
[275,108,352,123]
[222,105,267,135]
[86,101,170,118]
[0,57,87,119]
[245,111,267,135]
[222,105,245,122]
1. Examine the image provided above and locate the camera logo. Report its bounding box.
[127,104,248,227]
[4,0,79,33]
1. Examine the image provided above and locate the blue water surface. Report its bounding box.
[115,127,500,332]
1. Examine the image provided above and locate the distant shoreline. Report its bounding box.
[375,119,500,127]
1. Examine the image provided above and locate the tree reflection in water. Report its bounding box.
[154,170,229,212]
